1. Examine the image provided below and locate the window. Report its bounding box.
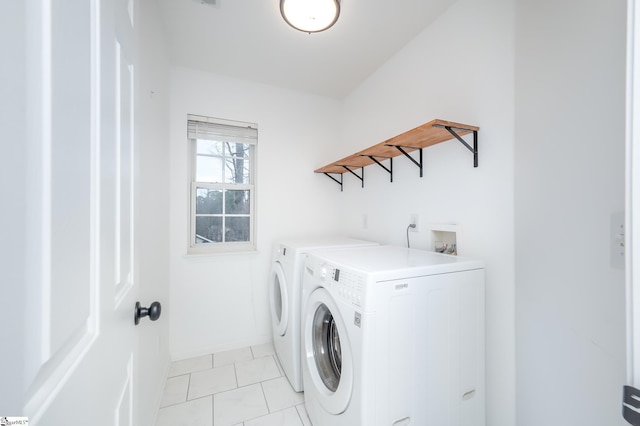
[188,114,257,253]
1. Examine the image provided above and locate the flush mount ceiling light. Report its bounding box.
[280,0,341,33]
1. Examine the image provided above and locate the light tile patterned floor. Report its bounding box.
[156,343,311,426]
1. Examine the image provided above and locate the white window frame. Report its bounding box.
[187,114,257,254]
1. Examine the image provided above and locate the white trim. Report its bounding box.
[40,0,53,364]
[114,355,134,426]
[626,0,634,384]
[626,0,640,386]
[91,0,102,337]
[128,61,135,295]
[127,0,134,28]
[187,113,257,130]
[187,122,258,254]
[114,47,137,307]
[115,39,122,290]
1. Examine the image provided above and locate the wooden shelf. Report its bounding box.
[314,119,479,190]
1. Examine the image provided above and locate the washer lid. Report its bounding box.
[308,245,484,281]
[269,261,288,336]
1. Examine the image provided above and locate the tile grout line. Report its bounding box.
[294,404,305,426]
[232,358,240,399]
[259,381,272,413]
[241,381,271,424]
[186,372,192,402]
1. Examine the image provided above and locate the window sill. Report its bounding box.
[185,243,258,258]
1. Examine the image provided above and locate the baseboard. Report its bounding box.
[170,334,272,362]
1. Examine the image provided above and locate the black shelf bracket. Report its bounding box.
[362,155,393,182]
[322,172,343,192]
[434,124,478,167]
[387,145,423,177]
[341,165,364,188]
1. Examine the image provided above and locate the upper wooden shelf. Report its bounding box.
[314,119,479,176]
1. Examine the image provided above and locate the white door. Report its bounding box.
[21,0,140,424]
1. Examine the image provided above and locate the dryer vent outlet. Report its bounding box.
[429,223,461,255]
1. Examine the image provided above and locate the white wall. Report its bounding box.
[514,0,627,425]
[136,0,171,424]
[0,0,27,414]
[164,1,629,425]
[335,1,516,425]
[168,68,343,359]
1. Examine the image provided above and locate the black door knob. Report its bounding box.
[135,301,162,325]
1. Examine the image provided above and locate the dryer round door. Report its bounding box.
[269,261,289,336]
[304,287,353,415]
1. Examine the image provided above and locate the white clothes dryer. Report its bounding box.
[268,237,377,392]
[301,245,485,426]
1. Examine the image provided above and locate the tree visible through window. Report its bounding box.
[188,115,257,252]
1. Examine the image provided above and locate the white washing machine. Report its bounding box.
[301,245,485,426]
[268,237,377,392]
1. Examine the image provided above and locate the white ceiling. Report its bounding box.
[157,0,458,99]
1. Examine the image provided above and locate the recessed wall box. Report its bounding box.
[429,223,461,255]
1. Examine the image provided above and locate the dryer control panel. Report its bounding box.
[322,263,364,307]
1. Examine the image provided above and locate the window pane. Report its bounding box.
[224,157,250,184]
[197,139,224,156]
[195,216,222,243]
[224,143,250,184]
[224,142,250,158]
[225,217,250,242]
[196,155,223,183]
[225,190,250,214]
[196,188,222,214]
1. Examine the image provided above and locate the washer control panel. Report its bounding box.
[322,263,364,307]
